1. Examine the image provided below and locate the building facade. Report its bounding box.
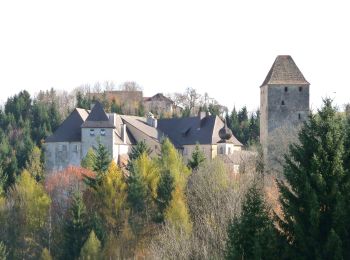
[45,102,242,172]
[260,55,310,170]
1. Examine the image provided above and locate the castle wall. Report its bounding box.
[44,142,82,172]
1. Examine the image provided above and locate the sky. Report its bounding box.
[0,0,349,112]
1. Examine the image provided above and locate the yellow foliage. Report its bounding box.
[133,153,160,199]
[165,186,192,235]
[95,161,128,228]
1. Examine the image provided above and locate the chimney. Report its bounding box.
[121,124,127,144]
[198,111,207,129]
[146,112,158,128]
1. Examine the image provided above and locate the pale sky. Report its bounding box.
[0,0,349,112]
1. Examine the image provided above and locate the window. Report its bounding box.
[284,86,288,92]
[299,86,302,92]
[281,100,285,105]
[298,113,301,120]
[74,144,79,152]
[90,129,95,136]
[219,147,224,154]
[58,144,63,152]
[100,129,106,136]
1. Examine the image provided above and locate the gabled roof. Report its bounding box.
[144,93,173,103]
[81,101,114,128]
[157,115,242,147]
[45,108,89,142]
[261,55,309,87]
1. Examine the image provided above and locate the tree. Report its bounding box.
[226,182,278,260]
[128,141,152,163]
[81,148,96,171]
[187,144,206,170]
[79,230,101,260]
[25,146,44,182]
[63,190,89,260]
[277,99,350,259]
[5,170,51,259]
[156,169,174,221]
[84,143,111,188]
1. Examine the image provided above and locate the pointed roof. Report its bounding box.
[45,108,89,142]
[81,101,114,128]
[261,55,309,87]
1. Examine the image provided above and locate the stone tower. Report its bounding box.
[260,55,310,171]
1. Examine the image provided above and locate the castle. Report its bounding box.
[45,55,309,173]
[45,102,242,172]
[260,55,310,170]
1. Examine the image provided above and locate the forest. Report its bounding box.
[1,87,350,259]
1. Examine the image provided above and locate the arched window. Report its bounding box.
[299,86,303,92]
[284,86,288,92]
[281,100,285,105]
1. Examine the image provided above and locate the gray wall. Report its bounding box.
[260,84,309,169]
[44,142,82,172]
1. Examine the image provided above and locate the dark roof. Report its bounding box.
[81,101,114,128]
[144,93,173,103]
[261,55,309,87]
[157,115,242,147]
[46,108,89,142]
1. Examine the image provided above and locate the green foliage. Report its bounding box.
[79,230,101,260]
[226,106,260,145]
[226,183,277,260]
[25,146,44,182]
[63,190,89,260]
[81,148,96,171]
[84,143,111,188]
[156,169,174,221]
[93,143,111,175]
[127,163,148,213]
[40,248,52,260]
[187,144,206,170]
[5,170,51,259]
[128,141,152,163]
[277,99,350,259]
[76,91,92,110]
[0,241,8,260]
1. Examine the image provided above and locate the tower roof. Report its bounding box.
[261,55,309,87]
[81,101,114,128]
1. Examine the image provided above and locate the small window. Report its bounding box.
[298,113,301,120]
[281,100,285,105]
[284,86,288,92]
[74,144,79,152]
[220,147,224,154]
[100,129,106,136]
[90,129,95,136]
[58,144,63,152]
[299,86,302,92]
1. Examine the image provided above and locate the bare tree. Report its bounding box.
[119,81,142,91]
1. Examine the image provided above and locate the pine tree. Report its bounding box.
[127,141,152,170]
[63,190,89,260]
[79,230,101,260]
[81,148,96,171]
[226,182,277,260]
[93,143,111,175]
[187,144,206,170]
[277,99,349,259]
[156,169,174,221]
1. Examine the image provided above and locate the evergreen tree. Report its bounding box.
[79,230,101,260]
[81,148,96,171]
[93,143,111,175]
[128,141,152,163]
[127,165,148,213]
[25,146,44,182]
[156,169,174,221]
[226,182,278,260]
[63,190,89,260]
[187,144,206,170]
[277,99,350,259]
